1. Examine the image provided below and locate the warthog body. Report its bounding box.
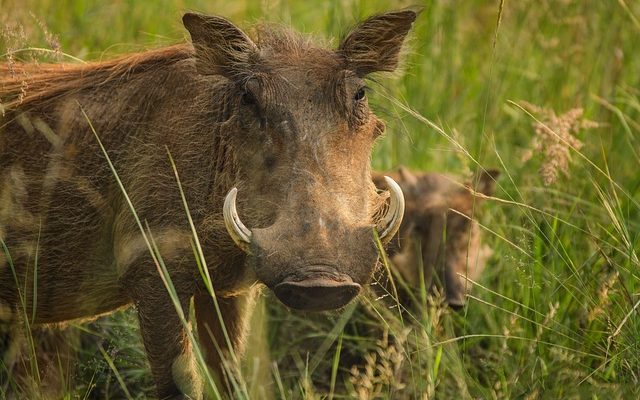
[373,167,498,309]
[0,11,415,398]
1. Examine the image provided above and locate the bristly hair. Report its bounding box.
[0,45,193,110]
[0,25,332,113]
[253,23,327,59]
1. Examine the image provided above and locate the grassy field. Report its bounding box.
[2,0,640,398]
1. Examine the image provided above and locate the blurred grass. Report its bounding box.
[2,0,640,398]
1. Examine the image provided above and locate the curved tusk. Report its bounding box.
[377,176,405,243]
[223,187,252,253]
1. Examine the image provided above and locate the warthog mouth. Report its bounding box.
[273,267,361,311]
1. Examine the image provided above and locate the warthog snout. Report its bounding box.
[274,270,361,311]
[221,177,405,311]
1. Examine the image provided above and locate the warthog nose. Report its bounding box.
[448,300,465,312]
[274,276,361,311]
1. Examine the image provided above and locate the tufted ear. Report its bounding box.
[472,169,500,196]
[338,10,418,76]
[398,166,418,187]
[183,12,257,77]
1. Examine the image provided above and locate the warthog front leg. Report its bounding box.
[134,280,202,400]
[194,289,257,397]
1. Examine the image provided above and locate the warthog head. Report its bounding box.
[183,11,416,310]
[375,168,499,309]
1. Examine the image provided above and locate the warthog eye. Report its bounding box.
[241,91,256,106]
[354,87,366,102]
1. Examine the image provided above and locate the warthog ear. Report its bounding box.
[398,166,418,187]
[472,169,500,196]
[183,13,256,77]
[339,10,418,76]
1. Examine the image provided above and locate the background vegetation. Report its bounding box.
[2,0,639,398]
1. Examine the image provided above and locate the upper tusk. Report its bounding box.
[223,187,252,253]
[378,176,405,243]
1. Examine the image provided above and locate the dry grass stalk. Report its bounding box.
[349,328,409,399]
[29,12,61,59]
[521,102,599,185]
[529,301,559,354]
[1,15,63,114]
[587,270,619,323]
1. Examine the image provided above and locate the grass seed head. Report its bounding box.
[521,102,599,185]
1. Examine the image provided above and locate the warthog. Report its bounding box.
[373,167,499,309]
[0,10,416,399]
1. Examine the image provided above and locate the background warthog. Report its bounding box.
[0,10,416,399]
[373,167,499,309]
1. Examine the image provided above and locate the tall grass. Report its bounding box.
[2,0,639,398]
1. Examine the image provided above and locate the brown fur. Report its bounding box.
[0,11,417,399]
[373,167,499,309]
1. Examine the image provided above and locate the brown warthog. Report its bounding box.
[373,167,499,309]
[0,10,416,399]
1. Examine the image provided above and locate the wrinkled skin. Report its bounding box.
[0,11,416,399]
[373,167,499,309]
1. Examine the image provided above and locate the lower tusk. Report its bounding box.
[223,188,252,253]
[378,176,405,243]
